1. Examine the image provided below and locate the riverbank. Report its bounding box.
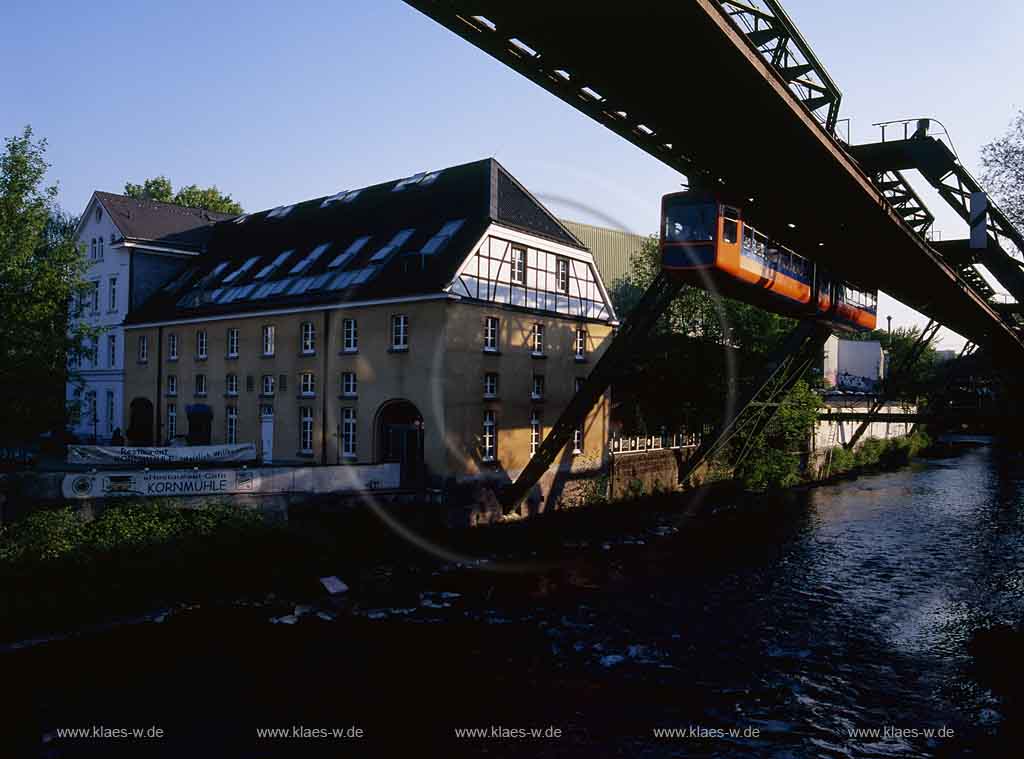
[0,430,945,647]
[811,429,932,484]
[7,442,1024,757]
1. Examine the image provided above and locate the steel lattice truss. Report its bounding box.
[874,170,934,237]
[717,0,842,134]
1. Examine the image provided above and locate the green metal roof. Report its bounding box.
[559,218,651,290]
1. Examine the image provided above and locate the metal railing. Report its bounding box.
[609,431,700,455]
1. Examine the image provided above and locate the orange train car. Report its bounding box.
[660,192,877,331]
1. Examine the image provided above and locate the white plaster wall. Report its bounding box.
[67,196,130,442]
[812,401,917,452]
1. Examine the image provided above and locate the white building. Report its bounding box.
[67,193,231,442]
[822,335,885,393]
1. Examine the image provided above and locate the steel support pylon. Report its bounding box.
[844,319,940,450]
[675,318,833,486]
[498,272,683,511]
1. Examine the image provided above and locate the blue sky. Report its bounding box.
[3,0,1021,348]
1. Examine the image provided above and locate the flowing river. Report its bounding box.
[14,440,1024,757]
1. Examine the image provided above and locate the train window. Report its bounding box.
[664,202,716,242]
[723,219,738,244]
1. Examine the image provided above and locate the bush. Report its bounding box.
[0,500,264,568]
[0,500,294,641]
[823,429,931,479]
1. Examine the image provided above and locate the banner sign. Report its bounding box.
[67,443,257,466]
[63,468,258,500]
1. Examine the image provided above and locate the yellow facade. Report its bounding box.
[123,297,612,484]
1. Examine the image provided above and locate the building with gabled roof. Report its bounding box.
[67,192,229,443]
[121,158,618,507]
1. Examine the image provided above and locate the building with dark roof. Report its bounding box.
[121,159,617,506]
[67,192,228,444]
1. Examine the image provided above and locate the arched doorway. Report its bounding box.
[127,398,154,446]
[375,399,424,486]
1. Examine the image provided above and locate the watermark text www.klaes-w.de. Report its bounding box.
[51,726,165,740]
[255,725,364,739]
[652,725,762,739]
[454,725,563,739]
[847,726,956,739]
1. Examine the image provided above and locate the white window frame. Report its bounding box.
[483,372,499,399]
[196,329,208,359]
[483,316,499,352]
[167,375,177,396]
[91,280,100,314]
[226,405,238,444]
[342,318,358,353]
[573,427,583,454]
[341,407,357,459]
[137,335,148,363]
[556,257,570,294]
[106,391,115,435]
[262,325,275,356]
[510,245,526,284]
[194,374,207,397]
[226,373,239,397]
[301,321,316,354]
[167,404,176,442]
[301,372,316,397]
[530,411,541,456]
[391,314,408,350]
[300,407,314,453]
[261,374,275,396]
[168,333,178,361]
[107,334,116,368]
[482,410,496,462]
[227,328,239,358]
[97,236,104,260]
[108,276,117,311]
[341,371,357,397]
[575,327,586,359]
[531,323,545,355]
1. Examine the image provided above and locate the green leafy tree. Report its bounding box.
[607,236,799,433]
[0,126,93,442]
[734,379,821,490]
[124,175,243,215]
[980,108,1024,238]
[123,176,173,204]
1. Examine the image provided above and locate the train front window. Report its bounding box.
[664,202,717,243]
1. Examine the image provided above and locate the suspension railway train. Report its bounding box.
[660,192,878,331]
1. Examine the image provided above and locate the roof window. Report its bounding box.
[329,236,371,268]
[370,229,415,262]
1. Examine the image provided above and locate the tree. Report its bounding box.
[124,175,243,215]
[734,379,821,490]
[0,126,93,442]
[980,108,1024,237]
[123,176,173,204]
[606,236,799,433]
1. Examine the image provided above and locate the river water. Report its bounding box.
[16,441,1024,757]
